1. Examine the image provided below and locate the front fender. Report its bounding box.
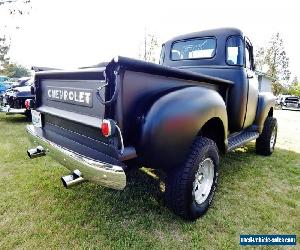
[254,92,275,133]
[140,86,227,170]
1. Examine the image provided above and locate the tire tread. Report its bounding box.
[165,137,219,220]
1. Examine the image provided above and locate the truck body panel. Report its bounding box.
[140,86,227,169]
[32,56,231,174]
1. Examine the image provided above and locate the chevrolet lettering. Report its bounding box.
[47,87,92,107]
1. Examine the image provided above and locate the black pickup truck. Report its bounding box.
[26,28,277,220]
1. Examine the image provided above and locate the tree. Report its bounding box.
[0,63,30,78]
[254,47,266,72]
[139,31,159,63]
[0,0,31,16]
[254,33,291,95]
[288,77,300,96]
[272,81,288,96]
[265,33,291,82]
[0,0,31,75]
[0,0,31,64]
[0,35,10,68]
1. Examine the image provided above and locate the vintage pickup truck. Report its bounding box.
[26,28,277,220]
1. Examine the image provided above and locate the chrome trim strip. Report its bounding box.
[26,125,126,190]
[0,106,26,115]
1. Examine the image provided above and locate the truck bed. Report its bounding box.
[33,56,233,164]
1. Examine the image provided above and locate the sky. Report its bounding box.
[1,0,299,80]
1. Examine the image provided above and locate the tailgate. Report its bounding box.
[32,68,122,163]
[35,68,107,120]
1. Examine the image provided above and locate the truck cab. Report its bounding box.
[160,28,262,133]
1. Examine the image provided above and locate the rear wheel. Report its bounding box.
[256,117,277,156]
[165,137,219,220]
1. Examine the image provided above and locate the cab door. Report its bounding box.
[243,38,259,128]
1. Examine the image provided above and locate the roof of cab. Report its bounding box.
[165,27,243,44]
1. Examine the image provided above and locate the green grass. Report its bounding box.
[0,110,299,249]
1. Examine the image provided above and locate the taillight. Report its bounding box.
[25,99,34,110]
[101,119,115,137]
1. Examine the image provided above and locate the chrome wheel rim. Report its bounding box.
[270,127,277,150]
[193,158,214,205]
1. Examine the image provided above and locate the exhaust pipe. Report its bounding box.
[27,146,46,159]
[61,169,84,188]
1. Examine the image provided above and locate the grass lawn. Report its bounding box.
[0,110,299,249]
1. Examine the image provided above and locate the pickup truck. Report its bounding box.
[26,28,277,220]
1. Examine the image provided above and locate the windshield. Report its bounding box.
[25,78,34,86]
[171,37,216,60]
[0,76,9,82]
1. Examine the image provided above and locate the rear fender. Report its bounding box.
[140,86,227,170]
[254,92,275,133]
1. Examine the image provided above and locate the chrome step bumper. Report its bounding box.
[26,125,126,190]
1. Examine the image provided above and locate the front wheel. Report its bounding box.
[165,137,219,220]
[256,117,277,156]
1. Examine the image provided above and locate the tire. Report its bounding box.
[165,136,219,220]
[256,117,277,156]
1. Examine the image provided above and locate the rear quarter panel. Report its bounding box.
[254,92,275,133]
[139,86,227,170]
[119,70,228,147]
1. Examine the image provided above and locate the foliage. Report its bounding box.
[272,81,289,96]
[265,33,291,82]
[254,47,265,72]
[288,77,300,96]
[255,33,291,95]
[0,35,10,68]
[0,0,32,70]
[0,62,30,78]
[289,84,300,97]
[139,32,159,63]
[0,0,31,16]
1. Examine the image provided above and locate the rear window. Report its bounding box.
[171,38,216,60]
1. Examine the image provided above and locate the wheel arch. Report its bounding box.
[140,86,228,170]
[254,92,276,133]
[198,117,226,153]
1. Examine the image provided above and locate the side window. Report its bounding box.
[226,36,244,66]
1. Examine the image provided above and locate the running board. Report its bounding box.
[227,131,259,152]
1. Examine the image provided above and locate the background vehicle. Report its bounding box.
[0,75,10,95]
[10,77,31,89]
[0,77,34,117]
[282,95,300,110]
[26,28,277,220]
